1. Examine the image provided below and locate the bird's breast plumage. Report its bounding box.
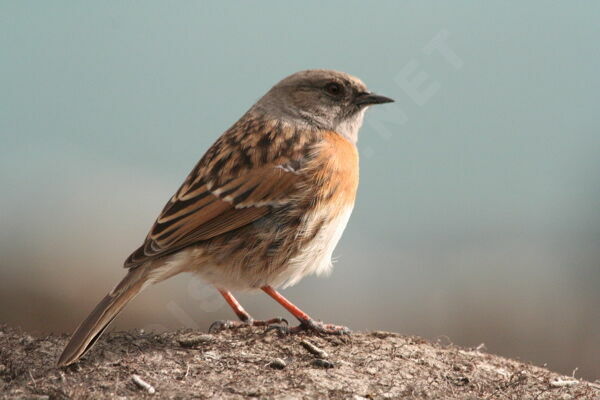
[306,130,359,211]
[265,130,359,288]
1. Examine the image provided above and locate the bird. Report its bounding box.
[57,69,394,367]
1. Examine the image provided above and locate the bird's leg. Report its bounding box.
[219,288,253,323]
[261,286,350,335]
[208,288,287,333]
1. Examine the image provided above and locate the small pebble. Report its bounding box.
[311,359,335,369]
[550,378,579,387]
[268,358,287,369]
[177,334,214,348]
[370,331,400,339]
[300,340,328,358]
[20,335,35,346]
[132,374,156,394]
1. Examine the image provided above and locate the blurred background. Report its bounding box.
[1,2,599,380]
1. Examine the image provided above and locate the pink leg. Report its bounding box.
[261,286,350,335]
[218,288,253,322]
[209,288,287,333]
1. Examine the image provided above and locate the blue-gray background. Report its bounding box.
[1,2,599,380]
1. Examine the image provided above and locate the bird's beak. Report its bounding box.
[354,91,395,106]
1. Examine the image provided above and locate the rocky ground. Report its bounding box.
[1,324,599,399]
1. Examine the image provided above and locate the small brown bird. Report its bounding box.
[57,69,393,367]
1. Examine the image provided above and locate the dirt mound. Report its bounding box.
[1,324,598,399]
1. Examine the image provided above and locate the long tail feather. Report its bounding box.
[57,268,147,367]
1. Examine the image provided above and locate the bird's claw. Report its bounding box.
[267,318,351,336]
[265,323,290,335]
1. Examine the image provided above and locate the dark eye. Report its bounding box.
[324,82,343,96]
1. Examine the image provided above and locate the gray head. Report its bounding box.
[253,70,394,142]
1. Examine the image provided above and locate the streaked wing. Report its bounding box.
[124,163,304,268]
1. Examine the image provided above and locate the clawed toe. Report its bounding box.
[267,318,351,336]
[265,323,290,335]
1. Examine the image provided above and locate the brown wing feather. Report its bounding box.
[124,163,304,268]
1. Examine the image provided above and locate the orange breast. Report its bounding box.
[308,131,359,210]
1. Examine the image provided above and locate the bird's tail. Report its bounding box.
[57,267,149,367]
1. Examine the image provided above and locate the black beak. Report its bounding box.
[354,91,395,106]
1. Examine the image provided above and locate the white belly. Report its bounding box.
[273,205,354,289]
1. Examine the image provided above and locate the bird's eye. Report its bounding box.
[324,82,343,96]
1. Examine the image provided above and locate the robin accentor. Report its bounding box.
[58,69,394,366]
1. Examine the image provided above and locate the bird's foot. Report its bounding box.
[209,317,288,333]
[267,318,351,336]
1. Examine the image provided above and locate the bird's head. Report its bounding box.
[254,69,394,142]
